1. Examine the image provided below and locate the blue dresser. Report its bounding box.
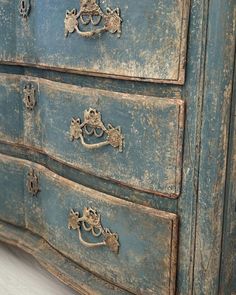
[0,0,235,294]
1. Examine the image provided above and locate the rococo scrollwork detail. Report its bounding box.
[68,208,120,254]
[64,0,122,38]
[70,108,124,152]
[26,169,39,196]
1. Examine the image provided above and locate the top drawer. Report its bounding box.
[0,0,190,84]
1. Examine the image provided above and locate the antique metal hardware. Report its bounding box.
[26,169,39,196]
[68,208,120,254]
[70,108,124,152]
[64,0,122,38]
[23,84,36,110]
[19,0,31,18]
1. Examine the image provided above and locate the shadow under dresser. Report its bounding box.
[0,0,235,294]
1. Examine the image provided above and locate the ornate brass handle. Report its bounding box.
[64,0,122,38]
[68,208,120,254]
[70,108,124,152]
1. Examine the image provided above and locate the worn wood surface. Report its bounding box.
[0,0,190,84]
[0,156,25,227]
[0,0,235,294]
[219,56,236,295]
[0,73,185,198]
[0,221,132,295]
[175,0,211,293]
[193,0,236,293]
[0,153,178,295]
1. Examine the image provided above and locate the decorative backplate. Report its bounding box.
[26,169,39,196]
[23,84,36,110]
[70,108,124,152]
[19,0,31,18]
[68,208,120,254]
[65,0,122,38]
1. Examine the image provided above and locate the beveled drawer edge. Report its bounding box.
[175,100,186,196]
[0,11,189,88]
[177,0,191,84]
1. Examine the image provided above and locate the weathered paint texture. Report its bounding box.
[0,0,190,84]
[0,154,178,295]
[193,0,236,293]
[0,0,235,294]
[0,74,185,198]
[219,52,236,295]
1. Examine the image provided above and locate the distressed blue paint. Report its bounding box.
[0,0,189,83]
[0,141,179,213]
[0,1,16,61]
[0,158,25,226]
[219,58,236,295]
[193,0,236,293]
[0,154,178,295]
[0,75,23,142]
[0,74,185,197]
[0,0,235,294]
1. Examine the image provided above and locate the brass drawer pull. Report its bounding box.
[68,208,120,254]
[70,108,124,152]
[64,0,122,38]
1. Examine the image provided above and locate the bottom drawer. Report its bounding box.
[0,154,178,295]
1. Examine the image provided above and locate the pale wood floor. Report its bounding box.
[0,242,79,295]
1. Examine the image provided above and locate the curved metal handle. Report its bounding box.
[64,1,122,38]
[70,108,124,152]
[68,208,120,254]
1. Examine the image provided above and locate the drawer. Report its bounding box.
[0,74,185,197]
[0,155,178,295]
[0,0,190,84]
[0,155,25,227]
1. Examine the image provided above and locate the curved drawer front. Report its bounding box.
[0,74,185,197]
[0,155,178,295]
[0,75,23,142]
[0,0,190,84]
[0,156,25,227]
